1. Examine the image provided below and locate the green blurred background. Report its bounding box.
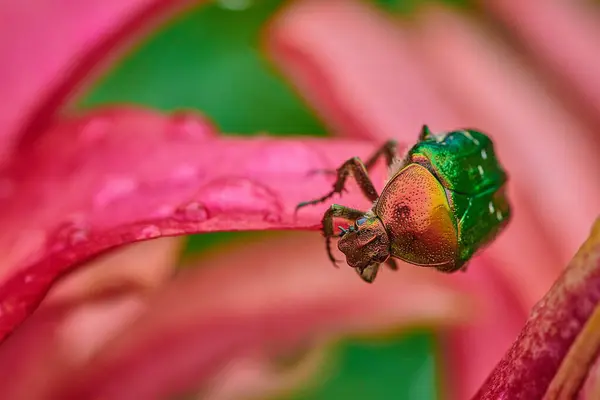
[76,1,468,398]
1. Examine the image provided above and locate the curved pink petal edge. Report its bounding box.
[0,0,196,166]
[0,106,390,344]
[47,232,472,400]
[474,218,600,399]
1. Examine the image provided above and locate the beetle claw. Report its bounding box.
[325,237,342,268]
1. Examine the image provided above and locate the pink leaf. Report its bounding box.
[0,0,195,166]
[0,106,390,344]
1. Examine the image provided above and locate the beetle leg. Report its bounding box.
[356,263,380,283]
[307,140,398,177]
[321,204,365,267]
[296,157,380,211]
[385,258,398,271]
[363,139,399,170]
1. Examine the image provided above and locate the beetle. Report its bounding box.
[296,125,511,283]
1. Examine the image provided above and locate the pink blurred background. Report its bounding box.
[1,0,600,399]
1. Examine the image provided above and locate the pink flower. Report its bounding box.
[0,0,599,399]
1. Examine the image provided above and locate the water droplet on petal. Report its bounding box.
[169,112,215,140]
[200,178,283,217]
[94,177,138,208]
[244,142,329,176]
[137,225,162,240]
[50,217,90,252]
[23,274,34,284]
[172,201,209,222]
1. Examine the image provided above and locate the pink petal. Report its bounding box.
[0,291,145,400]
[0,0,194,165]
[0,106,389,344]
[483,0,600,130]
[0,237,181,399]
[44,237,183,304]
[475,218,600,399]
[51,232,473,399]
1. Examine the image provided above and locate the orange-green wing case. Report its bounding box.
[375,163,458,270]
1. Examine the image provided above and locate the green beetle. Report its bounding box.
[296,125,511,283]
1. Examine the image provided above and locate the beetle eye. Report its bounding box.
[356,217,367,226]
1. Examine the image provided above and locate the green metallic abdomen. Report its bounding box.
[449,185,510,267]
[405,128,510,270]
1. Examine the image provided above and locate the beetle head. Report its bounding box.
[338,215,390,282]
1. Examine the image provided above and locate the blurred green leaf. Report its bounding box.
[376,0,471,13]
[278,331,440,400]
[78,0,327,136]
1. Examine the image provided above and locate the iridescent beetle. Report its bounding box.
[296,126,511,283]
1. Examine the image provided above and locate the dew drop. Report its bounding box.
[481,149,488,160]
[199,178,283,217]
[477,165,484,176]
[94,177,138,208]
[488,202,495,214]
[169,112,215,140]
[23,274,34,284]
[172,201,209,222]
[50,217,90,252]
[137,225,162,240]
[245,142,329,175]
